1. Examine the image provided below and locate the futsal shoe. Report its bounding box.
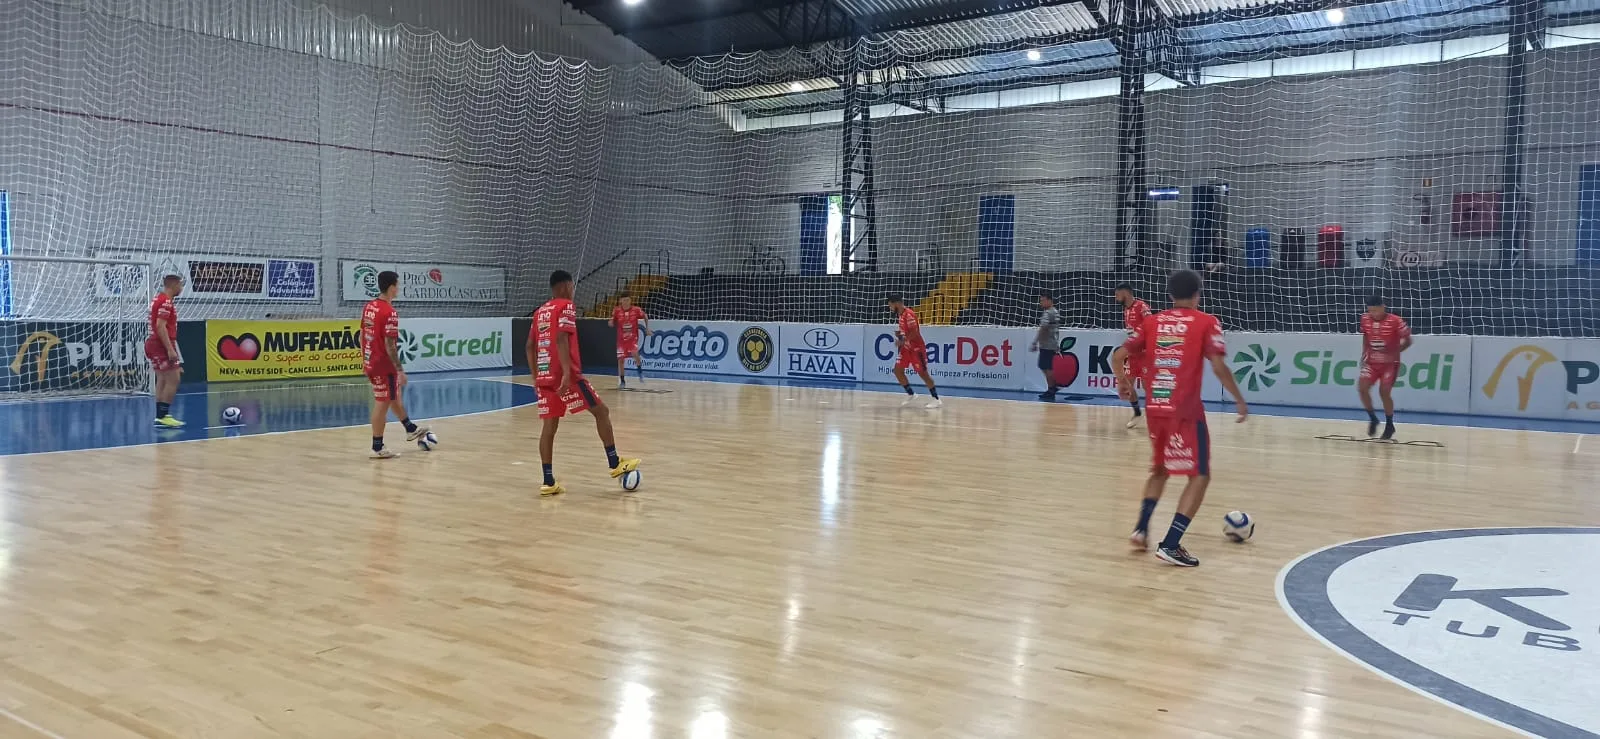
[1129,529,1149,551]
[1381,422,1397,441]
[926,398,943,409]
[371,447,399,460]
[900,395,918,407]
[608,458,641,479]
[540,482,566,497]
[1155,545,1199,567]
[405,424,432,442]
[1367,417,1380,438]
[154,415,185,429]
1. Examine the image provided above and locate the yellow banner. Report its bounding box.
[206,320,365,382]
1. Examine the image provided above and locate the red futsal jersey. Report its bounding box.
[1123,298,1151,336]
[897,307,926,350]
[613,305,645,344]
[149,293,177,344]
[1122,308,1225,420]
[533,297,582,389]
[1360,313,1411,367]
[361,298,400,377]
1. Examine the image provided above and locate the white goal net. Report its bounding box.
[0,255,152,397]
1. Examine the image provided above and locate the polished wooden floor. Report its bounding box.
[0,376,1592,738]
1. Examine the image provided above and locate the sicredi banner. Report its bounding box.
[341,261,506,303]
[778,324,865,382]
[397,318,512,373]
[1469,337,1600,420]
[637,321,780,376]
[206,320,364,382]
[862,325,1037,390]
[1224,332,1471,413]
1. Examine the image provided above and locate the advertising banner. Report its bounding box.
[94,252,319,302]
[205,320,364,382]
[1224,332,1471,413]
[0,321,148,392]
[341,261,505,303]
[1468,337,1600,420]
[778,324,866,382]
[1046,329,1136,396]
[862,325,1039,390]
[638,321,780,377]
[397,318,512,373]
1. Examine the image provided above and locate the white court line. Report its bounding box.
[0,705,67,739]
[1576,434,1585,454]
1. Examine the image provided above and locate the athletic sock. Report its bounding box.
[1368,410,1380,423]
[542,464,556,486]
[636,363,644,380]
[1135,498,1158,532]
[902,384,915,396]
[605,445,620,469]
[156,402,170,418]
[929,387,940,399]
[372,436,384,452]
[1385,413,1394,424]
[1160,513,1192,550]
[400,418,418,434]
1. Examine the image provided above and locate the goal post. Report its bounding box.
[0,255,155,398]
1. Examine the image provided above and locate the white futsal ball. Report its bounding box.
[620,468,641,492]
[221,406,243,425]
[1223,511,1255,543]
[416,431,439,451]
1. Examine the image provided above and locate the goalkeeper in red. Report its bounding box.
[1113,269,1248,568]
[1358,295,1412,440]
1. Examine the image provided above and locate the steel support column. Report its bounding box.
[840,42,880,272]
[1114,0,1152,270]
[1501,0,1544,267]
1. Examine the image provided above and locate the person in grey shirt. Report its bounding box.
[1031,292,1062,401]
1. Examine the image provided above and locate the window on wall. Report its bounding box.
[826,195,848,275]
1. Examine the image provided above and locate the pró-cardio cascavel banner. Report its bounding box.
[206,320,364,382]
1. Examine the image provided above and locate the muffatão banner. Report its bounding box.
[206,320,365,382]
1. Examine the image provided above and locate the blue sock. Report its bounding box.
[1135,498,1158,532]
[372,436,384,452]
[929,386,939,399]
[542,464,555,486]
[605,445,620,469]
[902,384,915,396]
[400,418,418,434]
[636,363,644,379]
[1160,513,1192,550]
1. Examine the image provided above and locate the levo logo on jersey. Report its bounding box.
[1279,528,1600,737]
[1232,343,1281,391]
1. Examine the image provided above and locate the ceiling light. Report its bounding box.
[1324,7,1345,24]
[623,0,644,6]
[1027,49,1042,61]
[790,82,806,92]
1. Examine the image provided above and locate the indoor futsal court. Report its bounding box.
[5,0,1600,736]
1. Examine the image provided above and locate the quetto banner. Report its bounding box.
[397,318,512,373]
[205,320,364,382]
[636,321,782,377]
[341,261,506,303]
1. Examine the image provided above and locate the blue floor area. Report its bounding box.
[1,367,1594,457]
[0,369,534,456]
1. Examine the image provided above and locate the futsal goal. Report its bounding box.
[0,255,155,399]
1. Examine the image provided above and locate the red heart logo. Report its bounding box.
[218,334,261,361]
[428,268,443,284]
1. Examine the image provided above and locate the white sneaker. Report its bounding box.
[1126,415,1143,429]
[900,396,918,407]
[371,448,399,459]
[926,398,943,409]
[405,424,431,442]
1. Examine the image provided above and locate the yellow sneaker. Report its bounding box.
[154,415,185,429]
[608,458,641,479]
[539,482,565,497]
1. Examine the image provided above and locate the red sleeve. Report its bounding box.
[557,303,578,335]
[1202,315,1226,359]
[1398,316,1412,340]
[1121,316,1150,362]
[383,305,399,338]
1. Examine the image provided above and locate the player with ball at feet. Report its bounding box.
[530,270,641,496]
[361,270,430,459]
[1112,269,1248,567]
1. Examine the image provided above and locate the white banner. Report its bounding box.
[1469,337,1600,420]
[95,252,319,302]
[397,318,512,373]
[341,261,505,303]
[862,325,1038,390]
[778,324,865,382]
[1047,329,1135,396]
[1223,332,1471,413]
[639,321,780,377]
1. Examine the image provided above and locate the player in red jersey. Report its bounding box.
[1112,270,1248,568]
[145,272,185,428]
[609,292,650,389]
[361,270,429,459]
[530,270,641,496]
[888,294,941,408]
[1115,283,1151,428]
[1358,295,1412,440]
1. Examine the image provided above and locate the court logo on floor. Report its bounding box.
[1278,528,1600,738]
